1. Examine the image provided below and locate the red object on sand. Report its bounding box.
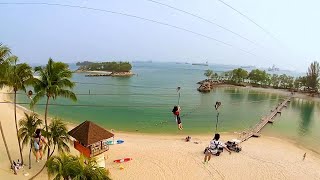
[114,158,132,163]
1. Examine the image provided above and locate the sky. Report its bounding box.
[1,0,320,72]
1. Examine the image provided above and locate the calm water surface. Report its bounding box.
[17,62,320,153]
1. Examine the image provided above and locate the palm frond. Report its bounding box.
[0,43,11,61]
[18,112,43,149]
[58,89,77,101]
[30,90,46,108]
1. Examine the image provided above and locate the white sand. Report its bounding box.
[0,87,320,180]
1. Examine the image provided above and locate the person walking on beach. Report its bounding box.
[172,105,183,130]
[34,129,47,162]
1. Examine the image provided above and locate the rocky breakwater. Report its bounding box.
[111,71,134,77]
[197,80,220,92]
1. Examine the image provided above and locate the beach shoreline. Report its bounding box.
[1,86,320,179]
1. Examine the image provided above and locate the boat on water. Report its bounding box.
[132,60,152,63]
[192,61,208,66]
[240,65,256,69]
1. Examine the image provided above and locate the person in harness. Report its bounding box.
[172,105,183,130]
[203,133,231,164]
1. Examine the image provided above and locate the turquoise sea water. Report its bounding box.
[17,62,320,153]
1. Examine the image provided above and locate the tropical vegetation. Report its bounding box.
[31,58,77,160]
[47,153,111,180]
[204,69,213,80]
[0,51,34,165]
[78,61,132,72]
[18,113,43,169]
[0,43,11,62]
[76,61,94,66]
[202,61,320,94]
[46,118,71,156]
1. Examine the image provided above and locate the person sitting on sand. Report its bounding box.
[12,159,23,171]
[210,133,231,155]
[34,129,47,162]
[185,136,191,142]
[204,133,231,164]
[172,105,183,130]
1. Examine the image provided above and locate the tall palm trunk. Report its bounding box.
[45,96,50,160]
[29,142,32,169]
[14,90,24,164]
[0,121,17,175]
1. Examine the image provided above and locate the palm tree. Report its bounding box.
[46,153,78,180]
[47,118,70,156]
[0,121,17,175]
[306,61,320,92]
[0,43,11,62]
[204,69,213,80]
[0,44,11,82]
[47,153,111,180]
[73,155,111,180]
[31,58,77,160]
[18,113,43,169]
[0,56,34,164]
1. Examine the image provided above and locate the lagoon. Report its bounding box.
[17,62,320,154]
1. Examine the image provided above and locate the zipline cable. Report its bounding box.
[216,0,279,42]
[0,2,269,61]
[144,0,263,48]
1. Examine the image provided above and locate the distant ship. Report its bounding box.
[240,65,255,68]
[192,61,208,66]
[132,60,152,63]
[268,65,280,71]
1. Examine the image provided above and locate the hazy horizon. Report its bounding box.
[1,0,320,73]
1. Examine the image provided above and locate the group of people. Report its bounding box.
[172,104,235,165]
[11,129,47,172]
[12,159,23,171]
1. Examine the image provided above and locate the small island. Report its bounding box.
[76,61,134,77]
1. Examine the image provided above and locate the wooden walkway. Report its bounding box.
[240,95,292,142]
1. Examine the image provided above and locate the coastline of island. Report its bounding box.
[75,61,135,77]
[197,66,320,100]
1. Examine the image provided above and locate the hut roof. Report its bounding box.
[68,120,114,146]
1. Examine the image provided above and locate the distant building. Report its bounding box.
[268,65,280,71]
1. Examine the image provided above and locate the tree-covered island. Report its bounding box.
[76,61,133,77]
[198,61,320,97]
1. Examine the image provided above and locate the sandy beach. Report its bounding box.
[0,87,320,180]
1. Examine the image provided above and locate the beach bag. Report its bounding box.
[34,140,39,150]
